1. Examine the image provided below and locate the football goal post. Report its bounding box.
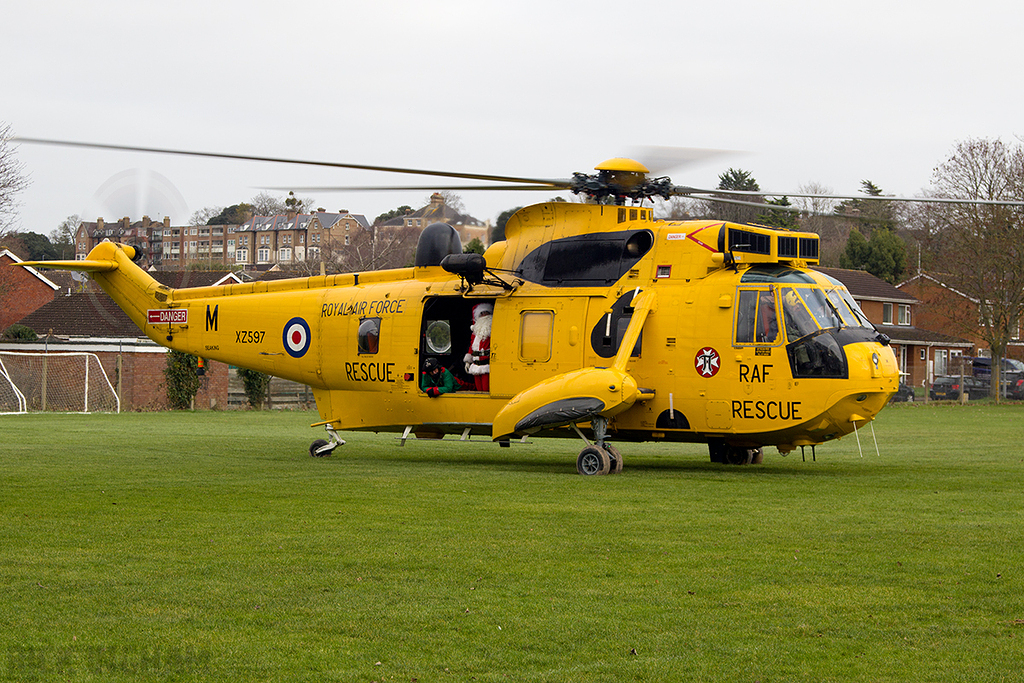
[0,352,120,414]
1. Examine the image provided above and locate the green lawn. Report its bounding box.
[2,404,1023,682]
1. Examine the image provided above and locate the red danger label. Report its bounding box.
[148,309,187,324]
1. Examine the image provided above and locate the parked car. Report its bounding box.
[929,375,989,401]
[968,357,1024,399]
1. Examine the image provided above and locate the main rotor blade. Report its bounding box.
[261,184,570,193]
[672,185,1024,207]
[625,145,742,175]
[13,137,568,187]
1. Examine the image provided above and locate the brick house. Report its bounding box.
[0,248,63,332]
[898,271,1024,362]
[74,211,374,271]
[380,193,489,247]
[816,267,972,389]
[75,216,172,269]
[228,210,372,266]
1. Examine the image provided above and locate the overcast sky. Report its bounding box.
[5,0,1024,234]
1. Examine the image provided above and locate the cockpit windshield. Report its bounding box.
[737,266,874,345]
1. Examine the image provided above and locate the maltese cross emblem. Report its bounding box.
[694,347,721,378]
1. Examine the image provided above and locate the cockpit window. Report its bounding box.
[735,288,779,345]
[781,286,873,342]
[740,266,873,342]
[781,288,818,340]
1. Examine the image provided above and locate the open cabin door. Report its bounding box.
[419,296,495,393]
[489,296,589,400]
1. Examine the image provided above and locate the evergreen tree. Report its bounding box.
[711,168,762,224]
[756,196,799,229]
[839,227,906,283]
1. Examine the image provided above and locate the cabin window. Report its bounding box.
[735,288,779,345]
[358,317,380,354]
[520,311,553,362]
[518,230,654,287]
[424,320,452,354]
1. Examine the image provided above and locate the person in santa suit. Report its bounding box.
[464,302,492,391]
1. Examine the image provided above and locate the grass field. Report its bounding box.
[2,403,1024,682]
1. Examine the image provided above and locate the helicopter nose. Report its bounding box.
[845,341,899,386]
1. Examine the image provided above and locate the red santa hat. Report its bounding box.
[472,303,493,321]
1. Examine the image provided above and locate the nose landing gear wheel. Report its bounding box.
[577,445,612,476]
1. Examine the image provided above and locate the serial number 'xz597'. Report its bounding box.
[236,330,266,344]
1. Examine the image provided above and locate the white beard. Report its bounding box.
[471,315,492,348]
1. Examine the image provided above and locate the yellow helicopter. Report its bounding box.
[17,141,905,474]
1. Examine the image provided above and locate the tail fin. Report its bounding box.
[17,241,173,334]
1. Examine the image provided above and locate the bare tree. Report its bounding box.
[914,138,1024,399]
[248,191,287,217]
[189,206,224,227]
[791,182,849,266]
[50,214,79,259]
[0,123,30,238]
[654,196,701,220]
[249,191,317,217]
[337,225,419,272]
[424,190,466,215]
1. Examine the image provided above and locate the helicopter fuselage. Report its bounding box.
[31,201,898,461]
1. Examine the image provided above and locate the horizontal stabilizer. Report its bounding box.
[17,259,119,273]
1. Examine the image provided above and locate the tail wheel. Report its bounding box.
[577,445,612,476]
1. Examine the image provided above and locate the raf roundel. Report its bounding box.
[283,317,312,358]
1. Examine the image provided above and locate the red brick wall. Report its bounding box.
[95,352,229,410]
[0,255,57,332]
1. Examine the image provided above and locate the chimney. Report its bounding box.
[287,210,297,220]
[163,216,171,228]
[142,215,151,227]
[430,193,444,208]
[97,217,104,230]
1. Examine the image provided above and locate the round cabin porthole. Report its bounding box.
[425,320,452,354]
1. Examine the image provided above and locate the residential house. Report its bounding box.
[816,267,973,389]
[231,211,371,267]
[380,193,489,247]
[899,271,1024,363]
[75,216,172,269]
[0,248,85,332]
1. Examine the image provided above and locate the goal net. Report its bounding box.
[0,352,120,414]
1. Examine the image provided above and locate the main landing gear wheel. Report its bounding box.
[310,439,332,457]
[577,446,612,476]
[709,440,763,465]
[605,444,624,474]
